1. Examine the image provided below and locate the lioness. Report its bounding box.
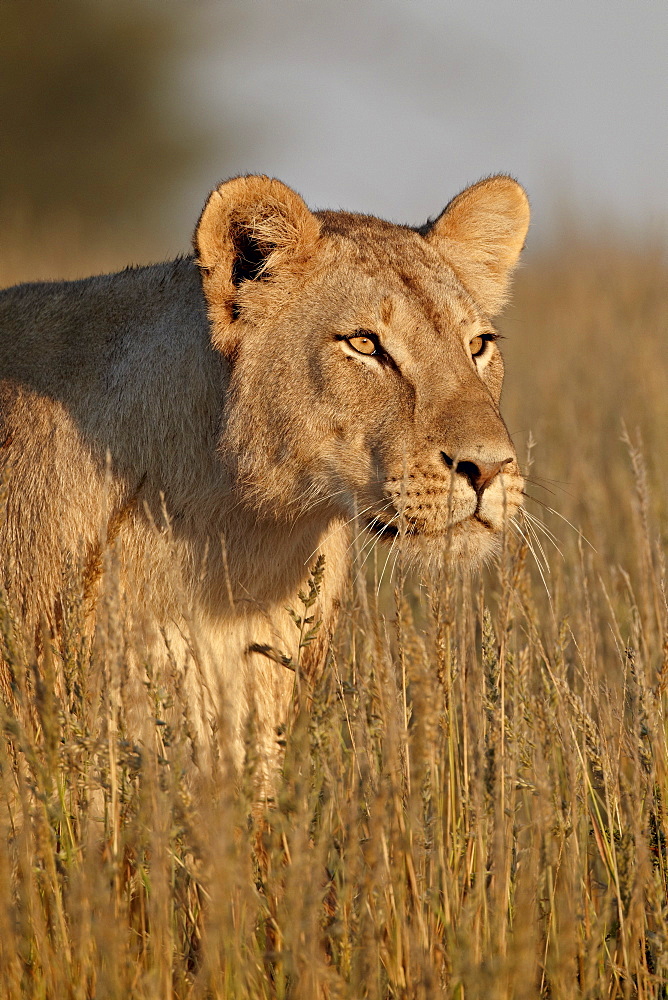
[0,174,529,769]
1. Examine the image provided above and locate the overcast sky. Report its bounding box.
[175,0,668,249]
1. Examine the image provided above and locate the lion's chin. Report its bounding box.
[365,515,504,569]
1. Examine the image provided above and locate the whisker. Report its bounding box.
[521,476,558,499]
[344,499,397,556]
[521,508,565,559]
[521,506,559,541]
[344,506,399,590]
[511,521,552,601]
[305,498,391,565]
[522,493,597,552]
[351,532,382,590]
[290,475,387,513]
[376,533,400,599]
[292,485,356,518]
[521,471,576,492]
[515,513,549,575]
[348,501,400,588]
[521,514,551,573]
[388,544,403,591]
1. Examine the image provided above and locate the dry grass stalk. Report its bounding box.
[0,238,666,997]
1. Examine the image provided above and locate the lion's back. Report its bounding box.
[0,260,200,386]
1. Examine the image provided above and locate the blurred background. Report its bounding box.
[2,0,666,275]
[1,0,666,565]
[2,5,667,990]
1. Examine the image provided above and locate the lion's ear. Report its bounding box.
[194,175,321,346]
[423,176,530,315]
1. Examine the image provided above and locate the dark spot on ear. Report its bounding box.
[230,224,275,320]
[230,224,272,288]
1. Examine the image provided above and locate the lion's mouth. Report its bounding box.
[365,513,494,541]
[365,518,401,540]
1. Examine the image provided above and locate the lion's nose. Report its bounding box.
[441,452,513,495]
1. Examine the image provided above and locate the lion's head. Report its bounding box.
[194,174,529,566]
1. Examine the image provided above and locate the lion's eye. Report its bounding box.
[469,335,485,357]
[348,333,378,356]
[470,332,499,359]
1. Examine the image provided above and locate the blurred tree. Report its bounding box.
[0,0,210,244]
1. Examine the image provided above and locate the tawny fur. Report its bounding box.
[0,174,529,772]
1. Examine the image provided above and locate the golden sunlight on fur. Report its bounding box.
[0,174,529,772]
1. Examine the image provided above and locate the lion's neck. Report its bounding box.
[75,257,347,621]
[168,496,342,618]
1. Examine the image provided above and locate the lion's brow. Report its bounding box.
[380,297,394,325]
[397,271,448,332]
[397,267,475,334]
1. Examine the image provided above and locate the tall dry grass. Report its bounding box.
[0,236,666,998]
